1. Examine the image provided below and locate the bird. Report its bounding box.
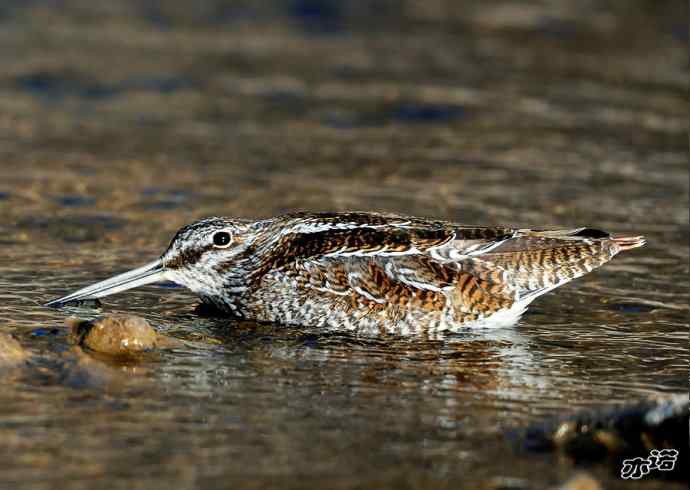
[46,211,645,335]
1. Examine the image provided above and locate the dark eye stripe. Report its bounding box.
[166,244,216,269]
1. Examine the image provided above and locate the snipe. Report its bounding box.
[46,212,644,335]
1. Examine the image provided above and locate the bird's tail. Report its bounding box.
[469,227,645,304]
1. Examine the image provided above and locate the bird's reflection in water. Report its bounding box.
[188,315,547,412]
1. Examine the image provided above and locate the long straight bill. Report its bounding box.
[45,259,166,307]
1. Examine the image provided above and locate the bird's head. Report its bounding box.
[45,217,259,308]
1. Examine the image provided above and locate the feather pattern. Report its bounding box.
[47,211,645,336]
[166,212,643,335]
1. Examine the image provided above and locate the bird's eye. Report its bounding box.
[212,231,232,248]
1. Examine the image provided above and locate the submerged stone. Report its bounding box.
[67,315,160,355]
[0,333,29,367]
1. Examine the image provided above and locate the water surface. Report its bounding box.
[0,1,687,489]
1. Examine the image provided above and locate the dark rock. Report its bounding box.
[512,394,687,480]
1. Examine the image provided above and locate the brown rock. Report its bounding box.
[67,315,159,356]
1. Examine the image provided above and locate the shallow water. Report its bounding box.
[0,1,687,489]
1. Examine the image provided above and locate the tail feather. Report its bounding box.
[613,235,646,251]
[526,227,611,239]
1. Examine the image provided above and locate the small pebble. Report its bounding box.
[67,314,160,355]
[0,332,30,367]
[554,472,602,490]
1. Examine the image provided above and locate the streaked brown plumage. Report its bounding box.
[46,212,645,335]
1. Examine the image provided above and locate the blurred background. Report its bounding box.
[1,0,686,238]
[0,1,687,489]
